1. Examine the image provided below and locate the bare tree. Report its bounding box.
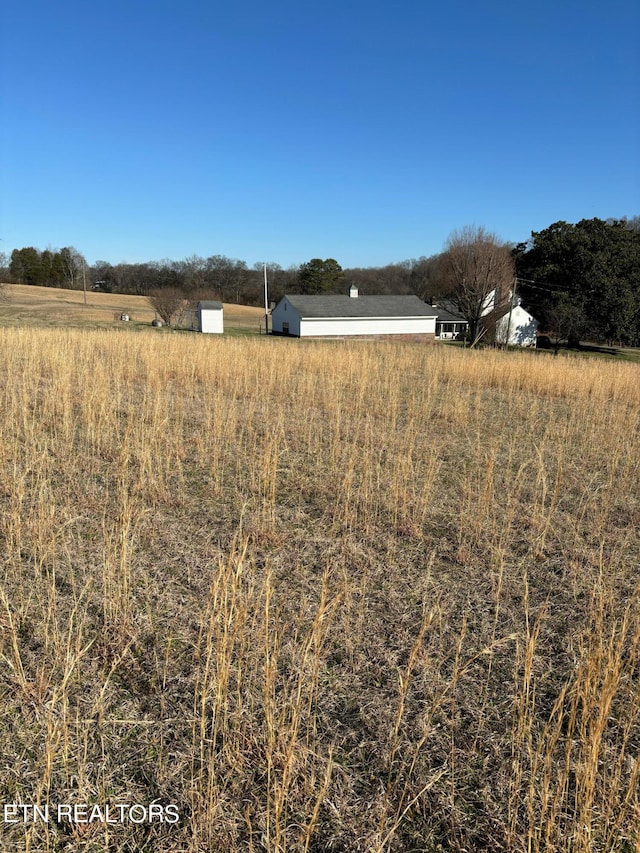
[205,255,249,303]
[438,226,515,343]
[179,255,209,294]
[407,254,442,301]
[148,288,187,326]
[60,246,86,290]
[0,251,8,300]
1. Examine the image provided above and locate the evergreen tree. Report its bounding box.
[515,219,640,345]
[297,258,344,294]
[10,248,44,285]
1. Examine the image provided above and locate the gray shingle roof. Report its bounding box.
[433,306,468,323]
[198,301,223,310]
[432,299,466,316]
[284,294,437,319]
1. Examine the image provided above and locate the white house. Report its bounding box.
[197,301,224,334]
[481,289,538,347]
[495,302,538,347]
[270,286,437,338]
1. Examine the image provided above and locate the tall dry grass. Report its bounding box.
[0,328,638,851]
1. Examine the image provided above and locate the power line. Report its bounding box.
[515,276,579,295]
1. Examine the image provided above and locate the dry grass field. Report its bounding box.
[0,322,639,852]
[0,284,264,331]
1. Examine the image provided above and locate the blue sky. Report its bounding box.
[2,0,638,269]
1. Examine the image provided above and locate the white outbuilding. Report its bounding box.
[270,286,437,339]
[197,301,224,334]
[481,288,538,347]
[495,302,538,347]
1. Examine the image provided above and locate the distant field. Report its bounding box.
[0,327,638,852]
[0,283,264,331]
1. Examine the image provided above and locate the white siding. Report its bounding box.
[271,298,301,335]
[496,306,538,346]
[299,317,436,337]
[199,308,224,334]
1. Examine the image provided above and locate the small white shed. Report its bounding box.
[197,301,224,334]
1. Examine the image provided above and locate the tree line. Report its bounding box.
[4,246,88,291]
[2,216,639,344]
[1,249,437,306]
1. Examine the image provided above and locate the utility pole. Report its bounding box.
[504,277,517,348]
[263,263,269,335]
[82,260,87,305]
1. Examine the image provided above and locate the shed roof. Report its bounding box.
[283,294,437,319]
[198,301,223,310]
